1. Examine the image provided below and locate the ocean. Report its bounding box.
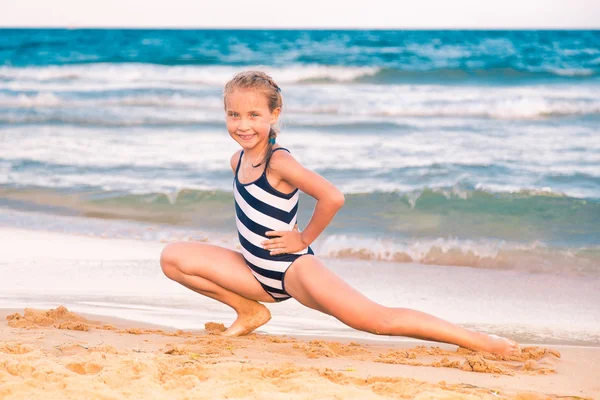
[2,29,599,273]
[0,29,599,343]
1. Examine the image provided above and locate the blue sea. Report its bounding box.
[1,29,599,276]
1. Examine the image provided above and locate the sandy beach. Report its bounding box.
[0,228,598,399]
[0,306,598,399]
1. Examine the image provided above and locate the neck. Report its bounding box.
[243,142,270,166]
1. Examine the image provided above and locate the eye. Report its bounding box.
[251,112,259,117]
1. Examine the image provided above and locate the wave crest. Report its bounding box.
[320,236,600,275]
[2,64,598,88]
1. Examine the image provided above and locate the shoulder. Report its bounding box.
[268,147,343,203]
[230,150,243,173]
[270,147,293,161]
[269,148,304,179]
[270,148,299,169]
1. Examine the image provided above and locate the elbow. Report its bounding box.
[331,191,345,209]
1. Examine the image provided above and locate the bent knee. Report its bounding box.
[160,242,184,279]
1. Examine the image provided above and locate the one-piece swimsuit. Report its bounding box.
[233,147,314,302]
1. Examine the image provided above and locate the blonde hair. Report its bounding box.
[223,70,283,169]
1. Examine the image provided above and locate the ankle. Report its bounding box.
[233,299,264,315]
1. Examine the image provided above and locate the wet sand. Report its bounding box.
[0,306,598,399]
[2,227,599,346]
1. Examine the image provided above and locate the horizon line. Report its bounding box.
[1,26,599,30]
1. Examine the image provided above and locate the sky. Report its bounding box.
[3,0,600,29]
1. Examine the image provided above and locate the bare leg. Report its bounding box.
[160,242,274,336]
[284,255,520,357]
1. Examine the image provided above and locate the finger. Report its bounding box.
[262,238,283,245]
[263,242,282,250]
[265,231,282,237]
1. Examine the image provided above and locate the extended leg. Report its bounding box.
[284,255,519,356]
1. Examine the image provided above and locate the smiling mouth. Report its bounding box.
[238,134,256,140]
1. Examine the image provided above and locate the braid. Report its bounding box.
[263,127,277,169]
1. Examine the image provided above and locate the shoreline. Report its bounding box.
[1,226,599,347]
[2,203,600,276]
[1,305,598,399]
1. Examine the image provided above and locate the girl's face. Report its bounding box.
[225,89,280,150]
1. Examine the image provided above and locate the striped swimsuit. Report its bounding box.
[234,147,314,302]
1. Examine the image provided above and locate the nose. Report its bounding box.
[238,118,251,131]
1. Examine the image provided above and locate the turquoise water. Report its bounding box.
[1,29,599,273]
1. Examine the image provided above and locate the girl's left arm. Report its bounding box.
[262,151,344,255]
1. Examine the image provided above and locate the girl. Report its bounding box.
[160,71,520,357]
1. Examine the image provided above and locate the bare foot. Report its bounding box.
[486,334,521,357]
[222,302,271,336]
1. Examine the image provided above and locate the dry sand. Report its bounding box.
[1,306,598,399]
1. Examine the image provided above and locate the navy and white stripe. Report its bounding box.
[234,148,313,301]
